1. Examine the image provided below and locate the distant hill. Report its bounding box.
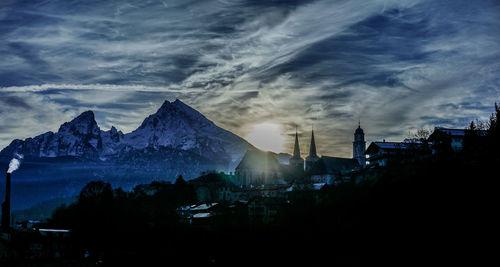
[12,196,78,222]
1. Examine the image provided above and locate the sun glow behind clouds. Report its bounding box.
[245,122,285,153]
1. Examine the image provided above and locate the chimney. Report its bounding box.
[1,170,11,232]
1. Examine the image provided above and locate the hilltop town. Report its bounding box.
[175,121,491,224]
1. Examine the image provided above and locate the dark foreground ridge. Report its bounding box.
[1,152,497,266]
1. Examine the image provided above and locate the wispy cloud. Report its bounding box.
[0,84,202,93]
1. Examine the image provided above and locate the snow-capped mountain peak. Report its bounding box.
[127,99,219,149]
[0,110,102,158]
[58,110,99,136]
[139,99,213,129]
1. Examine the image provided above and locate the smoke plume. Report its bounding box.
[7,153,23,173]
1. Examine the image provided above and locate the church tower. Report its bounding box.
[305,129,320,171]
[353,122,366,168]
[289,129,304,170]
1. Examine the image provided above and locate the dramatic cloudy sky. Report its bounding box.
[1,0,499,157]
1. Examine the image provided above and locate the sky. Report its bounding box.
[1,0,499,157]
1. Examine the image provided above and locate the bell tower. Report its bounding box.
[353,121,366,168]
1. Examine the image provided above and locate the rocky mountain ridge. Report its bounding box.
[1,99,254,174]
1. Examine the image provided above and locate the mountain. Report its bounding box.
[1,99,252,167]
[0,99,254,210]
[122,99,250,165]
[1,111,103,159]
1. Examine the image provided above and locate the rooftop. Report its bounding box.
[428,127,487,139]
[309,156,360,174]
[366,141,430,154]
[236,149,281,171]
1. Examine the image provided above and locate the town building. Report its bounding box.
[309,156,360,184]
[305,125,365,183]
[188,172,237,203]
[427,127,487,153]
[177,203,218,225]
[235,149,282,186]
[248,197,286,224]
[365,141,431,166]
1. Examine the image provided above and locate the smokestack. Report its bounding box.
[1,170,11,232]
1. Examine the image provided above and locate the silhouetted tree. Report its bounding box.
[469,121,476,131]
[463,121,480,156]
[79,181,113,204]
[173,175,196,205]
[407,127,432,142]
[487,102,500,155]
[174,175,187,186]
[488,102,499,136]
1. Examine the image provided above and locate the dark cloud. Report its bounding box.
[234,91,259,102]
[260,7,437,90]
[0,96,32,109]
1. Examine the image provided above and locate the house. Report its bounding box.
[248,197,286,224]
[309,156,360,184]
[427,127,487,153]
[15,220,42,232]
[177,203,219,225]
[365,141,431,167]
[218,187,246,202]
[189,173,237,203]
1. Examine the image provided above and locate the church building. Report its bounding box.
[234,124,368,186]
[288,124,367,184]
[235,149,281,186]
[353,122,367,168]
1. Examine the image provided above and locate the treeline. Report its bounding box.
[47,176,197,263]
[463,102,500,157]
[45,155,496,265]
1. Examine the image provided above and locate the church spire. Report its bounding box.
[309,128,317,158]
[289,126,304,170]
[292,128,301,158]
[305,127,319,171]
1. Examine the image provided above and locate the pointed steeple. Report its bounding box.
[292,128,301,158]
[289,126,304,170]
[305,127,320,171]
[309,129,317,158]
